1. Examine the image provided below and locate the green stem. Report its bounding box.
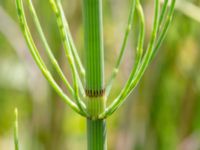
[84,0,104,91]
[83,0,107,149]
[87,119,107,150]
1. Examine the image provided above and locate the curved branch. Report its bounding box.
[105,0,136,98]
[118,0,145,99]
[123,0,176,104]
[101,0,161,118]
[58,1,86,79]
[151,0,176,61]
[56,1,86,97]
[16,0,85,116]
[158,0,169,31]
[49,0,87,115]
[27,0,74,96]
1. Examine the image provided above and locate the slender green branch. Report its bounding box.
[57,1,86,79]
[14,108,19,150]
[158,0,169,31]
[16,0,85,116]
[123,0,176,102]
[50,0,85,97]
[56,1,86,97]
[102,0,176,118]
[105,0,136,98]
[151,0,176,61]
[101,0,161,118]
[15,0,177,149]
[27,0,74,96]
[118,0,145,100]
[49,0,87,115]
[121,0,167,97]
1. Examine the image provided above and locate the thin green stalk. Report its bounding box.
[14,108,19,150]
[15,0,177,149]
[123,0,168,97]
[27,0,74,96]
[151,0,176,61]
[101,0,161,118]
[56,0,86,97]
[49,0,85,97]
[87,119,107,150]
[105,0,136,98]
[57,2,86,79]
[118,0,145,101]
[158,0,169,31]
[83,0,106,149]
[16,0,84,116]
[49,0,87,115]
[102,0,176,118]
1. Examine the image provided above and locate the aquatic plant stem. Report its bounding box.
[15,0,177,149]
[83,0,107,149]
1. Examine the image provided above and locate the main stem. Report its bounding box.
[83,0,107,150]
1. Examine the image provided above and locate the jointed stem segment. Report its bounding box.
[16,0,176,149]
[83,0,106,149]
[16,0,176,119]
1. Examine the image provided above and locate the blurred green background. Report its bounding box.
[0,0,200,149]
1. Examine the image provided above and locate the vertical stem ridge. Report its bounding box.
[83,0,105,117]
[87,119,107,150]
[84,0,104,91]
[83,0,106,149]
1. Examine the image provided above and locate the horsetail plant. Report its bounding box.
[15,0,176,149]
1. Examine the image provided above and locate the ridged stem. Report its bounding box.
[84,0,104,91]
[83,0,106,149]
[87,119,107,150]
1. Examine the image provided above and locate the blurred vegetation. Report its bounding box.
[0,0,200,150]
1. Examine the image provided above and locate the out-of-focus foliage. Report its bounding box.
[0,0,200,150]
